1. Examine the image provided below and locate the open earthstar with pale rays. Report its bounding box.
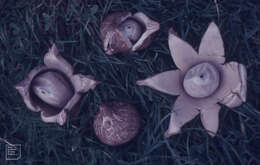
[137,22,247,137]
[14,44,99,125]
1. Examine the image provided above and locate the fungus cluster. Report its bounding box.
[14,11,247,147]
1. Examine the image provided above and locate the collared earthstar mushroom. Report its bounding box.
[14,44,99,125]
[137,22,247,137]
[100,12,160,55]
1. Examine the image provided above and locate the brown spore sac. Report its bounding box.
[31,70,74,109]
[119,19,143,43]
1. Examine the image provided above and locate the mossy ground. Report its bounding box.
[0,0,260,165]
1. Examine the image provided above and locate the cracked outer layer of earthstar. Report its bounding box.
[14,44,99,125]
[100,12,160,55]
[137,22,247,137]
[93,102,140,146]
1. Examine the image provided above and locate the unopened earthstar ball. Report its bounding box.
[94,102,140,146]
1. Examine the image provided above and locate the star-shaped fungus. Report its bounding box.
[14,44,99,125]
[137,22,247,137]
[100,12,160,55]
